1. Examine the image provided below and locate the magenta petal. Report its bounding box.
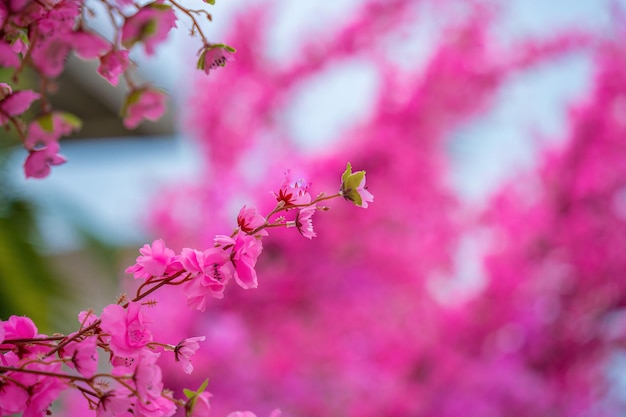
[0,42,19,68]
[0,90,40,117]
[72,31,110,60]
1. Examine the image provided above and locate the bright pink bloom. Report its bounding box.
[181,247,232,308]
[273,170,312,207]
[289,205,317,239]
[237,205,267,236]
[125,239,179,279]
[131,350,175,417]
[174,336,206,374]
[0,382,29,415]
[122,87,167,129]
[23,142,66,179]
[0,83,40,126]
[60,333,98,378]
[98,49,130,86]
[216,233,263,289]
[2,315,38,340]
[0,321,4,345]
[187,392,212,417]
[100,302,153,358]
[121,3,177,56]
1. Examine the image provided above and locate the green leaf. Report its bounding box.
[59,112,82,130]
[37,114,54,132]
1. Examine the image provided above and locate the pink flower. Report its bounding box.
[96,389,133,417]
[174,336,206,374]
[0,83,40,126]
[0,381,29,415]
[121,87,167,129]
[23,142,66,179]
[237,205,267,236]
[288,205,317,239]
[71,30,110,60]
[100,302,153,358]
[273,170,312,207]
[98,49,130,86]
[60,333,98,378]
[131,351,175,417]
[216,233,263,289]
[25,112,82,149]
[2,315,38,340]
[187,392,212,417]
[121,3,177,56]
[125,239,179,280]
[181,247,233,308]
[196,44,235,74]
[78,310,99,328]
[340,162,374,208]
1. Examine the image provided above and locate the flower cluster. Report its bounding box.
[0,166,372,417]
[0,0,235,179]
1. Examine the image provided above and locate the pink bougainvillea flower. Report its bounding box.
[98,49,130,86]
[237,205,267,236]
[125,238,180,279]
[121,87,167,129]
[196,44,235,74]
[340,162,374,208]
[174,336,206,374]
[71,30,110,60]
[288,204,317,239]
[23,142,67,179]
[60,333,98,378]
[121,3,177,56]
[215,233,263,289]
[100,302,153,358]
[273,170,311,207]
[25,112,82,148]
[0,83,40,126]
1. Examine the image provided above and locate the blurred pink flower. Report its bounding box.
[98,49,130,86]
[121,3,177,56]
[122,87,167,129]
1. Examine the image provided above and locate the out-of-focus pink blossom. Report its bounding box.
[23,142,66,179]
[25,112,81,149]
[98,49,130,86]
[197,44,234,74]
[0,83,40,126]
[2,315,39,341]
[121,3,177,56]
[122,87,167,129]
[71,30,110,60]
[0,41,19,68]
